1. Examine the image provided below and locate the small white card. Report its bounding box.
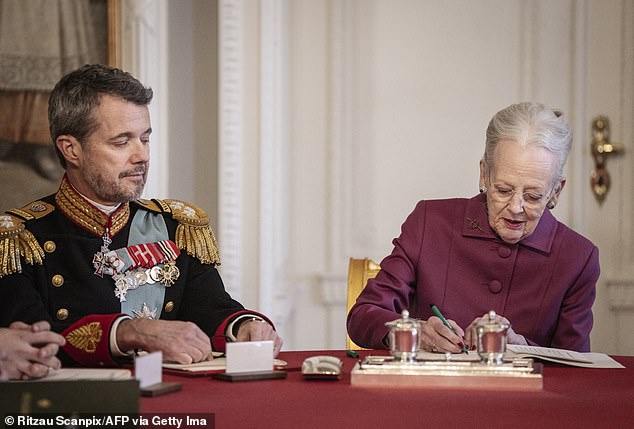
[225,341,274,374]
[135,351,162,388]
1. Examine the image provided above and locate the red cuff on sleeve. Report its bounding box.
[61,314,123,367]
[211,310,274,352]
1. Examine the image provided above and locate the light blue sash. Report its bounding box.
[120,210,170,318]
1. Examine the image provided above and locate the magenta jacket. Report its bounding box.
[347,193,599,352]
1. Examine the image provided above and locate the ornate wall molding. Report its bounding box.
[326,0,376,274]
[326,0,348,274]
[316,0,372,348]
[607,277,634,310]
[618,0,634,274]
[259,0,291,328]
[317,0,360,316]
[607,0,634,355]
[120,0,169,200]
[607,275,634,355]
[593,0,634,306]
[568,0,591,232]
[218,0,244,301]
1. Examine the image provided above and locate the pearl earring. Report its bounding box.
[547,201,555,209]
[479,186,487,194]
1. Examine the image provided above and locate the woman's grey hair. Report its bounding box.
[482,102,572,180]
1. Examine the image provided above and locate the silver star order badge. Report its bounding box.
[112,271,144,302]
[114,276,129,302]
[133,303,158,319]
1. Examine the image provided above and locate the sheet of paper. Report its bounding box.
[576,353,626,369]
[225,340,274,374]
[507,345,625,368]
[417,346,625,369]
[42,368,132,381]
[507,345,592,363]
[135,351,163,387]
[162,357,287,373]
[163,358,227,372]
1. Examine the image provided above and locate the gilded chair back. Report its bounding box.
[346,257,381,350]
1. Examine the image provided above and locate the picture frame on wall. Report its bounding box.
[0,0,119,212]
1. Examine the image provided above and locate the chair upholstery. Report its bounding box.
[346,257,381,350]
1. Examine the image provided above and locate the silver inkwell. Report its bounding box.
[385,309,421,362]
[476,310,510,365]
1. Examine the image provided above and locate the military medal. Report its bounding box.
[93,229,113,277]
[156,261,180,286]
[94,239,181,301]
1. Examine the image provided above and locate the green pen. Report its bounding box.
[429,304,468,354]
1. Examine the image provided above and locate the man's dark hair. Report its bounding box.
[48,64,153,168]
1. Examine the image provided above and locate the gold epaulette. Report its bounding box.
[134,198,171,214]
[0,211,46,278]
[157,199,220,265]
[7,200,55,221]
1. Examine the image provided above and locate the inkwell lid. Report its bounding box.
[477,310,509,333]
[385,309,420,332]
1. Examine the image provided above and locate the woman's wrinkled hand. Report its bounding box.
[464,312,528,351]
[418,316,465,353]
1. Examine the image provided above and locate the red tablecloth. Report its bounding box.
[141,350,634,429]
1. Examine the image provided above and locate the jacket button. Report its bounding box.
[488,280,503,294]
[51,274,64,287]
[497,246,512,258]
[56,308,69,320]
[164,301,175,313]
[43,241,56,253]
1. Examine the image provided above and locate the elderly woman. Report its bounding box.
[347,102,599,353]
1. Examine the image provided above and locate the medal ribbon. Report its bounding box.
[96,240,180,276]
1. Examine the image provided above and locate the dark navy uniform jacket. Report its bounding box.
[0,177,269,366]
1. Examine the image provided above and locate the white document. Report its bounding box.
[225,340,274,374]
[506,345,624,368]
[163,358,227,373]
[162,357,287,374]
[417,345,625,369]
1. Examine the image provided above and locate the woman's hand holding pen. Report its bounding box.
[419,316,465,353]
[464,312,528,351]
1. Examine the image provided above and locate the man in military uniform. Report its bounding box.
[0,64,282,368]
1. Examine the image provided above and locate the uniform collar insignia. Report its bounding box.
[55,175,130,238]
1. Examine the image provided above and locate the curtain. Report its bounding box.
[0,0,107,147]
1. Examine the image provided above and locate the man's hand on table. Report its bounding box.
[236,319,283,357]
[117,318,213,364]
